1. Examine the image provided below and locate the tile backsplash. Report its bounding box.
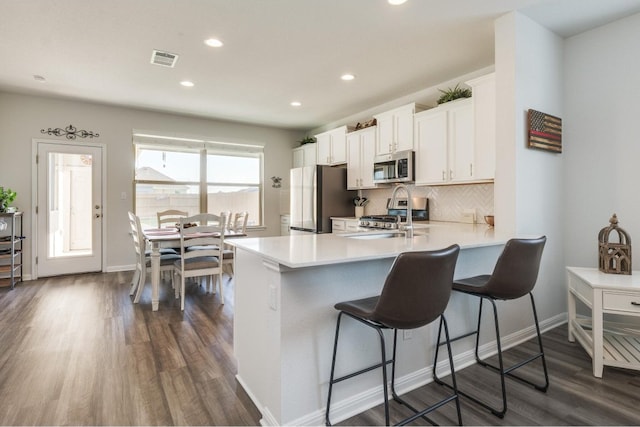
[361,183,494,224]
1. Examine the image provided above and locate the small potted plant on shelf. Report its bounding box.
[437,83,472,105]
[0,187,17,213]
[299,136,316,146]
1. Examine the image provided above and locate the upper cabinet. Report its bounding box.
[292,143,317,168]
[374,103,426,155]
[346,126,377,190]
[315,126,349,165]
[465,72,496,181]
[414,98,473,185]
[414,73,496,186]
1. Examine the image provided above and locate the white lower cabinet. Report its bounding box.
[414,98,474,185]
[332,218,360,233]
[346,126,377,189]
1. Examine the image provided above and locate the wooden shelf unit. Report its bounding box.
[0,212,24,289]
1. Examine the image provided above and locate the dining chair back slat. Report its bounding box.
[174,212,228,310]
[157,209,188,228]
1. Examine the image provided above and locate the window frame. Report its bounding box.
[133,134,264,228]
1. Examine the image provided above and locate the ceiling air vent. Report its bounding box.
[150,49,179,68]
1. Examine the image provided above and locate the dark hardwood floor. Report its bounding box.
[1,272,640,426]
[0,272,261,426]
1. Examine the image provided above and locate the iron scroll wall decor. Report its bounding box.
[40,124,100,140]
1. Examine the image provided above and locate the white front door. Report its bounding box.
[36,141,103,277]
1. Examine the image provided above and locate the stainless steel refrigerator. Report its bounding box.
[289,165,356,233]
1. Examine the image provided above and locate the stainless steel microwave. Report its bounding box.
[373,150,415,184]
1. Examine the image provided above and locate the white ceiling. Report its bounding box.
[1,0,639,131]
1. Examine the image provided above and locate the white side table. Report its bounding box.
[567,266,640,377]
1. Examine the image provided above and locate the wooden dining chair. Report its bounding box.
[173,213,228,310]
[128,211,180,303]
[222,211,248,276]
[157,209,188,228]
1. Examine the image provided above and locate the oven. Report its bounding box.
[359,197,428,230]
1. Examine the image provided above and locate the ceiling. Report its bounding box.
[1,0,640,131]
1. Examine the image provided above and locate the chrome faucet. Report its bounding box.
[390,183,413,238]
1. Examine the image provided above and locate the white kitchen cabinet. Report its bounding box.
[292,143,316,168]
[466,72,496,181]
[374,103,426,155]
[414,98,474,185]
[332,218,360,233]
[346,126,377,189]
[315,126,348,165]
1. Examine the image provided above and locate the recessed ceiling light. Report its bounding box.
[204,38,224,47]
[388,0,407,5]
[33,75,46,82]
[341,74,355,81]
[180,80,194,87]
[290,101,302,107]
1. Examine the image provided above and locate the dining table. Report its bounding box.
[143,227,245,311]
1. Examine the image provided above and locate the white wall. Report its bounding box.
[564,12,640,269]
[0,91,301,274]
[495,12,567,326]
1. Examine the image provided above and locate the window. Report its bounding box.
[133,134,263,229]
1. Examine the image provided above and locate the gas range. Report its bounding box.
[358,215,401,230]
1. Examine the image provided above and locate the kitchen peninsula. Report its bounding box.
[230,222,510,425]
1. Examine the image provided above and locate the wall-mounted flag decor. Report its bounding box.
[528,109,562,153]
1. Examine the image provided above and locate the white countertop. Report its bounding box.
[231,221,510,269]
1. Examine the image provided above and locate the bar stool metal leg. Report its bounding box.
[434,292,549,418]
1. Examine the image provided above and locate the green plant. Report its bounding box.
[437,83,472,104]
[299,136,316,145]
[0,187,16,212]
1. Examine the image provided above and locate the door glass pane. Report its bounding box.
[48,152,93,258]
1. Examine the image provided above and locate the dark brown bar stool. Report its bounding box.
[433,236,548,418]
[325,245,462,426]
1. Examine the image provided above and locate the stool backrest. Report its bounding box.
[373,244,460,329]
[485,236,546,299]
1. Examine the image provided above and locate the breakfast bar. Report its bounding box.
[230,222,511,425]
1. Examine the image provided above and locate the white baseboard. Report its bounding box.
[105,264,135,273]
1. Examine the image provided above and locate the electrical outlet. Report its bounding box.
[269,284,278,311]
[403,330,413,340]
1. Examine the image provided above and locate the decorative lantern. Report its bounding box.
[598,213,632,274]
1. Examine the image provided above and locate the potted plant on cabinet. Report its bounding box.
[0,187,17,213]
[437,83,472,105]
[298,136,316,146]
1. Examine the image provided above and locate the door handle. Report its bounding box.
[95,213,102,218]
[95,205,101,209]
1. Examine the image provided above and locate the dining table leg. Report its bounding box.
[151,241,161,311]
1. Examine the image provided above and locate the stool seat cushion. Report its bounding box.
[335,296,379,321]
[453,275,491,293]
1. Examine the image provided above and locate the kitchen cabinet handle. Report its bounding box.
[449,169,453,180]
[442,170,445,181]
[470,163,473,176]
[631,302,640,306]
